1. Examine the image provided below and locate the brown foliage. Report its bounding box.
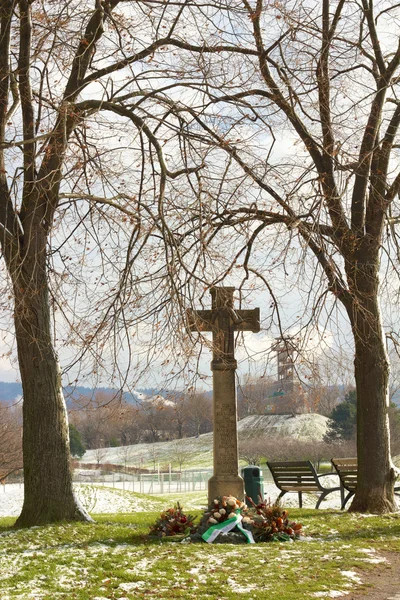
[69,390,212,450]
[239,433,356,472]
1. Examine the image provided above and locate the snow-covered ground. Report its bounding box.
[237,413,330,441]
[0,477,343,517]
[0,483,171,517]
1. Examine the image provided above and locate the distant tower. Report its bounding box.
[272,336,296,393]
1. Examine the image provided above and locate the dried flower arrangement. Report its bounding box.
[206,495,246,524]
[149,503,197,540]
[244,496,303,542]
[149,496,303,544]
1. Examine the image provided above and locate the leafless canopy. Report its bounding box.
[2,0,400,521]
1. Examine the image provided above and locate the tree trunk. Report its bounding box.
[346,250,397,513]
[349,329,396,512]
[177,419,183,439]
[12,249,92,526]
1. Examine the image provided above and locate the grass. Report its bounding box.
[1,496,400,599]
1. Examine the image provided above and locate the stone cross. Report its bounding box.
[187,287,260,503]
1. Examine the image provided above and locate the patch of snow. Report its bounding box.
[359,557,387,564]
[132,390,149,402]
[312,592,349,598]
[128,558,157,575]
[119,581,146,591]
[141,393,175,408]
[355,548,387,564]
[340,571,362,584]
[226,577,258,594]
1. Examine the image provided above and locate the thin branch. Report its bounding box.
[18,0,35,184]
[73,99,203,180]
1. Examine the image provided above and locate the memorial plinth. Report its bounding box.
[188,287,260,503]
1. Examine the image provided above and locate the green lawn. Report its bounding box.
[1,501,400,599]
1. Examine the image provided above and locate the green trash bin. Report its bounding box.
[241,465,264,506]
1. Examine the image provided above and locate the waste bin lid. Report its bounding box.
[242,465,262,477]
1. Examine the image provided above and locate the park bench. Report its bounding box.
[267,460,341,509]
[331,457,400,509]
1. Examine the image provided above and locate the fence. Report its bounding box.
[2,467,274,495]
[72,468,213,495]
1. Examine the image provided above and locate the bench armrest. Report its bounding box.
[317,472,340,483]
[317,472,338,478]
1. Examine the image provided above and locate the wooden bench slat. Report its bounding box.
[335,469,357,473]
[274,470,313,477]
[271,466,315,471]
[274,481,317,487]
[267,460,341,509]
[268,461,310,467]
[334,468,357,473]
[331,458,358,507]
[273,472,318,478]
[272,472,318,478]
[280,486,321,492]
[273,477,316,482]
[332,458,400,506]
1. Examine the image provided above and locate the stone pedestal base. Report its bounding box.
[208,474,245,505]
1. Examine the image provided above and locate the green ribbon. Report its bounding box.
[202,510,255,544]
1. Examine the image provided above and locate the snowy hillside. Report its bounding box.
[237,413,329,441]
[81,413,329,469]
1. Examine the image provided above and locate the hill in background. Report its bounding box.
[80,413,330,471]
[0,379,398,407]
[0,382,166,405]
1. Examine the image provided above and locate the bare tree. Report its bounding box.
[238,437,265,466]
[150,0,400,513]
[117,444,133,472]
[93,446,107,468]
[141,399,170,443]
[69,391,126,449]
[240,433,356,472]
[0,0,206,526]
[183,392,213,437]
[170,439,192,472]
[237,374,276,417]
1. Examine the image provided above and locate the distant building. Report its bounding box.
[273,337,296,393]
[265,337,308,414]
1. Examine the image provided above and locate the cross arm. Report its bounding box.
[234,308,260,333]
[187,309,214,332]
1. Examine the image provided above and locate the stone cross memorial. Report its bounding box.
[188,287,260,503]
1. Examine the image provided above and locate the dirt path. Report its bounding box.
[336,551,400,599]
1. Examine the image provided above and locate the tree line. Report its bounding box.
[68,390,213,450]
